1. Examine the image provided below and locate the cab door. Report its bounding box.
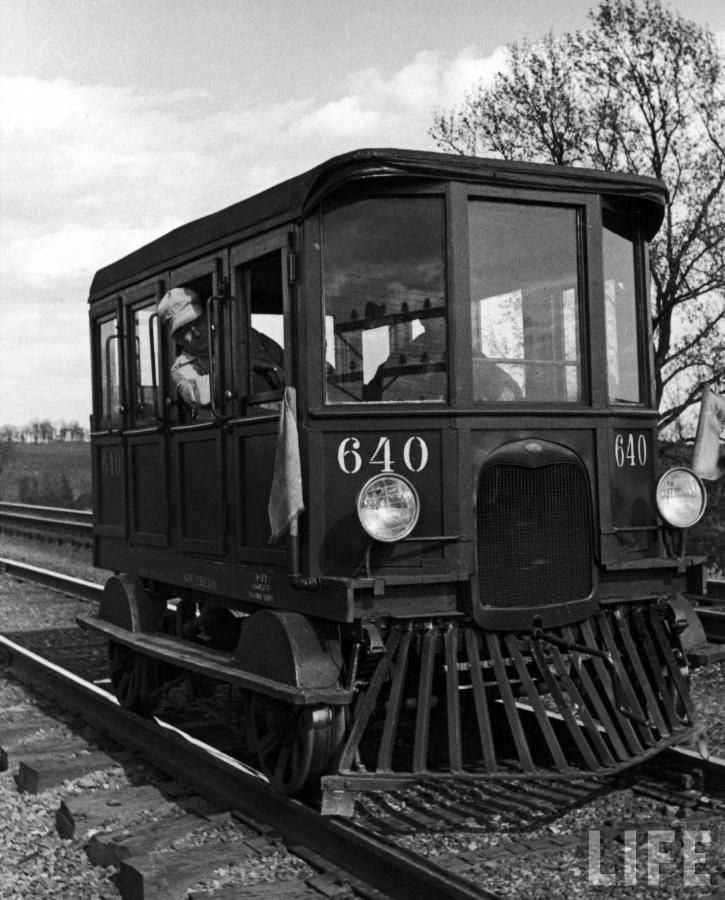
[91,298,126,547]
[229,230,293,563]
[165,255,230,558]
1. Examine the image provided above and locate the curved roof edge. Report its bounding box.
[89,147,668,302]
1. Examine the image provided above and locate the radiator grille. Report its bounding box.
[477,462,593,609]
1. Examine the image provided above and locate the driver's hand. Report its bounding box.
[178,379,201,406]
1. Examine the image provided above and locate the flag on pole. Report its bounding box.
[268,386,304,542]
[692,386,725,481]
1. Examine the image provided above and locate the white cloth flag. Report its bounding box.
[693,386,725,481]
[268,387,304,541]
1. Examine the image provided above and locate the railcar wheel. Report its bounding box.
[246,695,344,794]
[108,642,162,716]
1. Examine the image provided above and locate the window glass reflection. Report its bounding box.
[469,201,581,402]
[603,226,641,404]
[98,317,120,425]
[323,197,447,403]
[132,307,157,422]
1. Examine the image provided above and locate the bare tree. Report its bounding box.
[67,419,85,441]
[39,419,55,442]
[430,0,725,434]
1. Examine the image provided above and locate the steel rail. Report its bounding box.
[695,607,725,644]
[0,634,496,900]
[0,501,92,525]
[690,578,725,645]
[0,502,92,546]
[0,558,102,603]
[648,745,725,796]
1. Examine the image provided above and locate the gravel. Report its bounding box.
[0,679,120,900]
[691,661,725,757]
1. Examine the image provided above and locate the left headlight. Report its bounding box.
[356,474,420,542]
[656,467,707,529]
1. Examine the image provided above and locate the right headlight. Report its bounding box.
[356,474,420,542]
[656,467,707,529]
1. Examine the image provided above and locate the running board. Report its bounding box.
[77,613,351,707]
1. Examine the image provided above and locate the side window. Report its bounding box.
[157,274,217,422]
[237,252,286,411]
[129,303,161,425]
[96,315,122,430]
[603,223,642,404]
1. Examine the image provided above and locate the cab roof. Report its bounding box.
[89,147,668,303]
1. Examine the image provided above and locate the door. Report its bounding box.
[229,232,292,563]
[166,255,229,558]
[123,279,169,547]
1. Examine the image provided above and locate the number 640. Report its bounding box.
[614,433,647,468]
[337,435,429,474]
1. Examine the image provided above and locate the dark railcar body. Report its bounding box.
[82,149,706,806]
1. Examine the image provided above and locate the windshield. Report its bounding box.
[469,200,582,403]
[322,196,447,403]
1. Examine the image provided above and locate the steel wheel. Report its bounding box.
[246,694,344,794]
[108,641,162,716]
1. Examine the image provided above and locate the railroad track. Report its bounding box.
[0,645,493,900]
[0,641,402,900]
[0,571,493,900]
[687,578,725,652]
[0,500,92,547]
[4,558,725,896]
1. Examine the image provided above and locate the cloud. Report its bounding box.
[1,222,176,291]
[0,46,504,424]
[291,47,504,144]
[1,45,502,262]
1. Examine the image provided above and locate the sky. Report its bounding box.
[1,0,724,428]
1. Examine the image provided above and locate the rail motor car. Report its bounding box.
[82,148,708,809]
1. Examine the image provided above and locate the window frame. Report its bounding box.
[166,254,229,424]
[464,189,591,407]
[122,280,166,430]
[602,211,650,409]
[230,227,293,419]
[92,301,124,433]
[319,186,450,407]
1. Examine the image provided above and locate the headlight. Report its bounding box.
[356,474,420,542]
[656,467,707,529]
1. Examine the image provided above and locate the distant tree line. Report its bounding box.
[0,420,88,444]
[0,420,91,509]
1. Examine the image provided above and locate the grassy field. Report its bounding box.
[0,441,92,509]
